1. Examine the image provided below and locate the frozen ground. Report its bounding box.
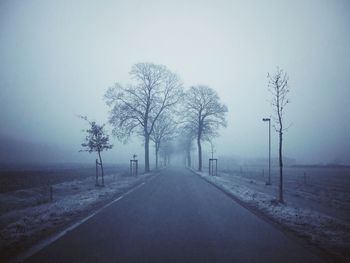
[0,169,153,262]
[194,166,350,262]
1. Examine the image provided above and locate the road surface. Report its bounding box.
[26,167,324,263]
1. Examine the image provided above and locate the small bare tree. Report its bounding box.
[267,67,290,203]
[80,116,113,186]
[150,112,176,169]
[183,86,228,171]
[105,63,183,173]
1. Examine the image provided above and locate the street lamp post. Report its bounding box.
[263,118,271,185]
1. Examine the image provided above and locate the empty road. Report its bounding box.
[26,167,324,263]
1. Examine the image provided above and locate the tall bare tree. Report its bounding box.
[150,112,176,169]
[105,63,183,172]
[80,116,113,186]
[267,67,290,203]
[178,124,196,168]
[159,140,174,167]
[183,85,228,171]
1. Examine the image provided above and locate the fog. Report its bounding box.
[1,0,349,165]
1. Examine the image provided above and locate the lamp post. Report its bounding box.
[262,118,271,185]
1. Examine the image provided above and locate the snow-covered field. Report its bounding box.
[194,166,350,262]
[0,167,154,262]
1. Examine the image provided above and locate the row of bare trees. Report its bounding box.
[150,112,176,169]
[101,62,228,173]
[79,62,289,204]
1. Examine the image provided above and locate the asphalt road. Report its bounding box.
[26,167,325,263]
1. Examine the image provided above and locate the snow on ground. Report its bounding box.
[194,170,350,262]
[0,171,154,261]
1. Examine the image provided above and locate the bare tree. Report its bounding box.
[80,116,113,186]
[178,124,196,168]
[183,85,228,171]
[267,67,290,203]
[105,63,183,173]
[159,140,174,167]
[150,112,176,169]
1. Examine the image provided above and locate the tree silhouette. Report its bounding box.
[105,63,183,173]
[267,67,290,203]
[80,116,113,186]
[178,123,196,168]
[159,141,174,167]
[183,85,227,171]
[150,112,176,169]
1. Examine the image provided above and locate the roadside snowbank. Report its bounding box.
[194,170,350,262]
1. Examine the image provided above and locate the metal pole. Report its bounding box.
[263,118,272,185]
[136,160,138,176]
[268,119,271,185]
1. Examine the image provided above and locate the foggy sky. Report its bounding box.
[1,0,349,165]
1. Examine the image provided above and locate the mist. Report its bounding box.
[1,0,350,165]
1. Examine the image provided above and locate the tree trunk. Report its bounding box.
[187,149,191,168]
[95,158,98,186]
[279,130,283,203]
[98,151,104,186]
[197,136,202,171]
[145,135,150,173]
[155,142,159,169]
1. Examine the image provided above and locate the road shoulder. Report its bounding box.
[189,168,348,263]
[1,170,160,263]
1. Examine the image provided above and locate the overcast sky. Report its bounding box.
[1,0,349,165]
